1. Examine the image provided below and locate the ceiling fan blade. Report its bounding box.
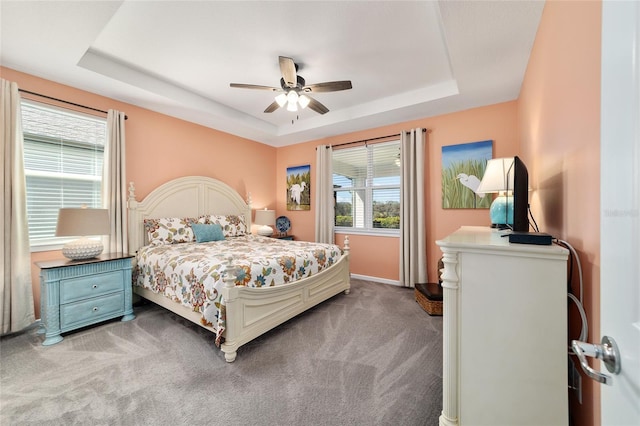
[264,101,280,113]
[230,83,281,91]
[306,96,329,115]
[279,56,297,88]
[304,80,353,93]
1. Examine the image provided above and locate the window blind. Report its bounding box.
[21,101,106,245]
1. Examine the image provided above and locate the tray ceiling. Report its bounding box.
[0,1,544,147]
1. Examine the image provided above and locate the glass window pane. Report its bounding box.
[371,143,401,186]
[372,188,400,229]
[335,190,353,227]
[332,145,367,188]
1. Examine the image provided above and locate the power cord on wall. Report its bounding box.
[524,207,587,408]
[554,239,589,347]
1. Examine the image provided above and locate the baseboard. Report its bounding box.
[350,273,402,287]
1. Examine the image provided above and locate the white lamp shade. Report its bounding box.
[254,209,275,237]
[56,208,110,236]
[476,157,515,193]
[56,208,110,260]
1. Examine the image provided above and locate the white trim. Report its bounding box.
[350,273,401,287]
[335,229,399,238]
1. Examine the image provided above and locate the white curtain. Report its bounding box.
[102,110,128,255]
[399,128,427,288]
[314,144,334,243]
[1,79,36,334]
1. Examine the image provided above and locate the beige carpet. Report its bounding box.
[1,279,443,425]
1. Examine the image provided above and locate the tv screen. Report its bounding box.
[511,156,529,232]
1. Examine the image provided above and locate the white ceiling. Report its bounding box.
[0,1,544,147]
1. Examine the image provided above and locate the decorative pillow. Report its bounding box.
[191,223,225,243]
[198,214,247,237]
[144,217,196,245]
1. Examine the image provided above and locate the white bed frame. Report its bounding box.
[127,176,350,362]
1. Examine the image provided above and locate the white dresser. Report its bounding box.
[436,226,569,426]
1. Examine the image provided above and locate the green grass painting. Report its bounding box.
[442,140,493,209]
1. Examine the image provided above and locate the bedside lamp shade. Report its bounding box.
[476,157,515,228]
[254,209,276,237]
[56,207,110,260]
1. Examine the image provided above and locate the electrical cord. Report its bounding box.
[555,239,588,350]
[528,204,540,232]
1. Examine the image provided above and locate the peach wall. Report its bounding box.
[1,66,277,318]
[518,1,602,425]
[277,101,519,282]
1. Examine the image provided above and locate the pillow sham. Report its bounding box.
[144,217,196,245]
[191,223,225,243]
[198,214,247,237]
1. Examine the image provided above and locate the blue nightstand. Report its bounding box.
[272,235,294,240]
[36,253,135,346]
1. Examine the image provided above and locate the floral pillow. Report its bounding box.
[144,217,196,245]
[198,214,247,238]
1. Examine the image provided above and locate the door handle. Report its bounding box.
[571,336,621,385]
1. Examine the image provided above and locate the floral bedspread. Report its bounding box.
[133,235,343,344]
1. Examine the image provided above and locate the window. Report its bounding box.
[21,101,106,250]
[332,141,400,235]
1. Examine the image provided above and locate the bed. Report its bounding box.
[127,176,350,362]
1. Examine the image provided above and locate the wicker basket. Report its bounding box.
[415,283,443,316]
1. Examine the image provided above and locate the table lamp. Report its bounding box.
[56,207,110,260]
[254,208,276,237]
[476,157,515,229]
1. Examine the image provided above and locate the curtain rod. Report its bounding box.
[328,128,428,149]
[18,89,128,120]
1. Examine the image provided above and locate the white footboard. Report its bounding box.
[220,238,350,362]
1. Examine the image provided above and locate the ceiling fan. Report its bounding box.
[230,56,352,115]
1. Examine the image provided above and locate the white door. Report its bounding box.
[600,1,640,424]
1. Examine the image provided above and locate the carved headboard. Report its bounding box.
[127,176,252,253]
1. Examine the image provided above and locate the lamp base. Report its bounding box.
[62,237,104,260]
[257,225,274,237]
[489,194,514,227]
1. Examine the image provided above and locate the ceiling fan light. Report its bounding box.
[275,93,287,107]
[298,94,311,109]
[287,91,299,111]
[287,91,299,103]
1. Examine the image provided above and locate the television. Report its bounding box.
[510,156,529,232]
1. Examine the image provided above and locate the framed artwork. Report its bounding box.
[286,165,311,211]
[442,140,493,209]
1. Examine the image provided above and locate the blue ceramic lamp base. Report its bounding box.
[490,194,514,228]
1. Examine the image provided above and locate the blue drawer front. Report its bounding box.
[60,292,125,331]
[60,271,123,304]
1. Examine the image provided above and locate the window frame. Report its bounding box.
[332,140,401,237]
[21,100,107,252]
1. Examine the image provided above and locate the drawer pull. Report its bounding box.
[92,307,99,312]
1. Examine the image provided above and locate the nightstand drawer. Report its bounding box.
[60,292,125,331]
[60,271,123,304]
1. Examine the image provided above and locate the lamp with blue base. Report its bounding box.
[489,192,514,229]
[476,157,516,229]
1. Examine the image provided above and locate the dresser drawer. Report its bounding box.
[60,271,123,304]
[60,292,125,331]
